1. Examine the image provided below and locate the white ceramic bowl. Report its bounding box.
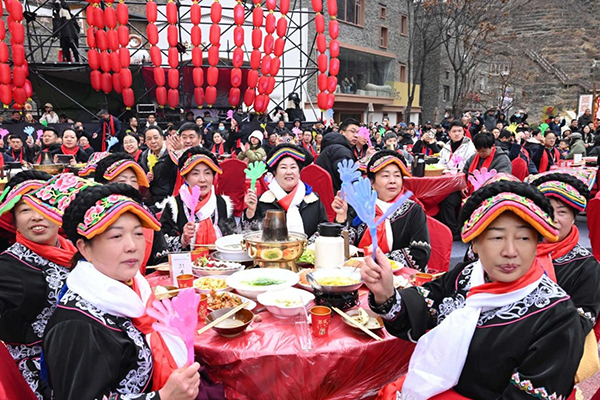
[257,288,315,318]
[226,268,299,300]
[215,234,247,260]
[192,261,245,277]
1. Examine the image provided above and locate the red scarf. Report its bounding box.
[60,145,79,156]
[538,147,561,173]
[140,228,154,275]
[536,226,580,282]
[211,142,225,155]
[468,146,496,174]
[16,231,77,268]
[132,149,142,163]
[520,144,530,160]
[101,116,116,152]
[193,191,218,246]
[11,149,23,162]
[420,144,433,156]
[275,184,299,212]
[36,149,51,164]
[304,142,318,159]
[129,279,179,391]
[358,193,406,255]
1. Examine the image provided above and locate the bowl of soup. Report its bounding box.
[215,234,247,260]
[205,307,254,337]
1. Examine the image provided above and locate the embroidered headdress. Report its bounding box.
[103,159,150,188]
[266,146,306,169]
[78,151,111,177]
[0,180,47,216]
[528,172,590,214]
[366,150,411,178]
[180,154,222,176]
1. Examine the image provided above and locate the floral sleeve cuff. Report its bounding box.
[368,290,402,321]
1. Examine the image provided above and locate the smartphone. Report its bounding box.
[56,154,74,164]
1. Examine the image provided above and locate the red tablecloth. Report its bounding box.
[146,272,415,400]
[403,173,467,216]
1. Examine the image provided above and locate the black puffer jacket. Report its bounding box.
[315,132,355,193]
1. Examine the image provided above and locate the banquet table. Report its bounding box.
[147,272,415,400]
[403,173,467,216]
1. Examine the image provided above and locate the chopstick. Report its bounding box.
[197,301,249,336]
[332,307,383,342]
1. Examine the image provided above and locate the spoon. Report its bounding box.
[305,273,323,292]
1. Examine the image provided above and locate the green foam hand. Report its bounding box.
[244,161,267,191]
[539,123,549,135]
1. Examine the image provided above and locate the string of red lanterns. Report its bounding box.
[190,0,204,107]
[166,0,179,108]
[244,0,262,109]
[146,0,166,106]
[86,1,102,92]
[205,0,221,107]
[229,1,245,107]
[117,0,134,108]
[325,0,338,110]
[0,0,13,107]
[6,0,30,107]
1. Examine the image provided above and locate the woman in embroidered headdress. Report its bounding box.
[332,150,430,271]
[160,147,236,252]
[365,181,584,399]
[242,144,328,238]
[95,153,169,272]
[43,183,222,400]
[0,172,88,399]
[529,172,600,334]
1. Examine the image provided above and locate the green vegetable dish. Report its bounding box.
[242,278,285,287]
[297,249,315,264]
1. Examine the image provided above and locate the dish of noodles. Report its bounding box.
[317,277,361,286]
[193,277,228,290]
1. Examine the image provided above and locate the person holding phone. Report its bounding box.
[51,127,90,165]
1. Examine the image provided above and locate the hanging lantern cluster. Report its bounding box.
[146,0,166,106]
[117,0,133,108]
[205,0,221,107]
[325,0,338,110]
[166,0,179,108]
[229,1,245,107]
[86,0,102,92]
[190,0,204,107]
[5,0,30,107]
[244,0,262,108]
[313,0,328,111]
[0,0,13,107]
[105,2,120,95]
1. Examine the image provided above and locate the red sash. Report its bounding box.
[539,147,561,173]
[193,191,218,246]
[421,145,433,156]
[101,116,116,152]
[211,142,225,155]
[11,149,23,162]
[376,375,469,400]
[140,228,154,275]
[468,146,496,175]
[60,145,79,156]
[357,193,405,254]
[275,184,299,212]
[132,149,142,163]
[16,231,77,267]
[304,142,318,159]
[536,226,579,282]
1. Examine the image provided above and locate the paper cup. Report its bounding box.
[197,294,208,321]
[176,274,195,288]
[310,306,332,337]
[414,273,433,286]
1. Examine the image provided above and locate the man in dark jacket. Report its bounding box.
[93,109,122,152]
[315,118,359,193]
[578,109,593,130]
[462,132,512,175]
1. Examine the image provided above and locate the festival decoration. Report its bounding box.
[146,0,165,106]
[179,184,200,222]
[358,127,372,147]
[117,0,133,108]
[206,0,222,107]
[467,167,497,192]
[166,0,179,108]
[7,0,29,106]
[244,0,263,108]
[449,154,463,169]
[230,1,245,107]
[244,161,267,191]
[539,123,549,135]
[190,0,204,107]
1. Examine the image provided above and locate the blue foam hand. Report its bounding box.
[23,126,34,137]
[327,109,334,120]
[344,177,378,254]
[106,136,119,152]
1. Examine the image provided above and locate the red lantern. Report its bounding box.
[113,72,123,94]
[280,0,290,14]
[123,87,134,108]
[13,87,26,105]
[250,50,261,70]
[168,25,178,47]
[150,45,161,67]
[88,49,99,70]
[270,58,280,76]
[317,92,327,110]
[146,1,157,23]
[121,68,132,88]
[247,70,259,88]
[107,29,119,51]
[119,47,130,68]
[168,68,179,89]
[154,67,165,86]
[156,86,167,105]
[100,51,111,72]
[257,76,269,94]
[318,73,327,92]
[193,67,204,87]
[0,64,10,84]
[168,47,179,68]
[0,20,6,41]
[234,4,244,25]
[0,84,11,105]
[265,13,276,34]
[255,94,268,113]
[266,77,276,94]
[232,48,244,68]
[94,7,105,29]
[234,26,244,47]
[266,0,277,10]
[326,93,335,109]
[274,38,285,57]
[210,24,220,46]
[146,23,158,45]
[105,6,117,29]
[208,46,219,66]
[263,34,274,55]
[86,7,95,27]
[252,7,263,27]
[168,88,179,108]
[330,40,340,58]
[205,86,217,105]
[229,87,240,106]
[329,58,340,76]
[210,1,222,23]
[90,70,102,91]
[96,30,108,51]
[118,25,129,47]
[194,87,204,106]
[111,51,121,72]
[318,54,327,73]
[11,22,24,43]
[192,47,202,67]
[117,2,128,25]
[9,1,23,22]
[317,34,327,53]
[24,79,33,98]
[315,13,325,33]
[261,55,272,75]
[311,0,322,13]
[327,0,337,15]
[190,2,201,25]
[277,18,288,37]
[207,66,218,86]
[251,29,262,49]
[327,76,337,93]
[191,26,201,46]
[86,27,95,48]
[230,68,242,87]
[166,2,177,25]
[329,20,339,39]
[243,88,255,107]
[101,72,113,94]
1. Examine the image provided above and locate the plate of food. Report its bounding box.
[342,258,404,274]
[306,268,362,293]
[343,308,385,333]
[193,275,232,293]
[257,287,315,318]
[207,290,257,312]
[226,268,299,300]
[192,257,245,276]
